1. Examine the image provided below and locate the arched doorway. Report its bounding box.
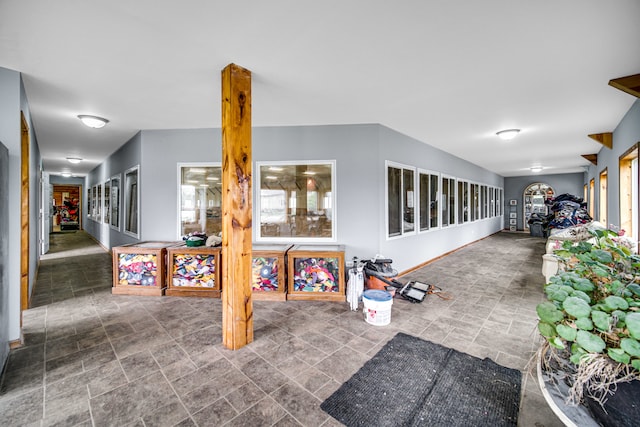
[524,182,554,230]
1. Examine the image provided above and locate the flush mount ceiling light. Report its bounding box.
[77,114,109,129]
[530,166,543,173]
[61,172,71,177]
[66,157,82,164]
[496,129,520,140]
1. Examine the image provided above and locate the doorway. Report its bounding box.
[52,185,81,232]
[523,183,554,230]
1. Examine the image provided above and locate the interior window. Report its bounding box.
[458,180,468,224]
[599,168,608,226]
[179,164,222,237]
[258,161,335,241]
[124,165,139,237]
[387,162,415,238]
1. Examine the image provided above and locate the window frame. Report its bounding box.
[109,174,121,230]
[418,169,440,232]
[386,161,417,239]
[255,160,337,243]
[123,165,140,238]
[177,162,223,240]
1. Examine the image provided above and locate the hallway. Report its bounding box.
[0,231,562,426]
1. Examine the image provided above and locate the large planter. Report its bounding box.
[537,348,640,427]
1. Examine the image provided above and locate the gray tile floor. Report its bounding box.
[0,231,565,426]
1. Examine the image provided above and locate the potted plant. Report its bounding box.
[536,228,640,422]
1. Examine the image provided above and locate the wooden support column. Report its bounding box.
[221,63,253,350]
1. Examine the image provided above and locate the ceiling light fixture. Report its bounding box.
[530,166,543,173]
[61,172,71,177]
[496,129,520,140]
[66,157,82,164]
[77,114,109,129]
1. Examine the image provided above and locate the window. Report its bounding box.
[480,185,488,219]
[178,164,222,238]
[418,170,439,231]
[620,143,639,243]
[589,178,595,219]
[257,161,335,241]
[497,188,503,216]
[457,180,468,224]
[96,183,102,223]
[490,187,496,217]
[87,187,92,219]
[470,183,479,221]
[104,180,110,224]
[441,176,456,227]
[124,165,139,237]
[387,162,416,238]
[599,168,608,226]
[110,174,120,230]
[91,185,97,219]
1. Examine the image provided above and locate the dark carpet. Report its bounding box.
[321,332,521,426]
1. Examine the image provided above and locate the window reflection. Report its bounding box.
[180,165,222,237]
[258,162,334,239]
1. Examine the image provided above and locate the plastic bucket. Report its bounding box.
[363,290,393,326]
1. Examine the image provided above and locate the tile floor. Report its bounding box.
[0,231,565,426]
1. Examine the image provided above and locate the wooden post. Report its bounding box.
[221,63,253,350]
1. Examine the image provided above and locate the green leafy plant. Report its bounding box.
[537,228,640,404]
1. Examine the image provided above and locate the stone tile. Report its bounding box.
[89,371,180,426]
[271,381,330,426]
[140,400,190,427]
[314,346,368,384]
[294,366,332,393]
[110,325,174,359]
[191,397,237,426]
[225,382,267,413]
[0,387,43,426]
[226,396,287,427]
[0,362,44,397]
[241,357,288,394]
[120,350,161,382]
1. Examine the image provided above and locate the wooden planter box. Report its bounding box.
[287,244,345,301]
[112,241,181,296]
[166,245,222,298]
[251,244,292,301]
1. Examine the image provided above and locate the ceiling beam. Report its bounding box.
[588,132,612,149]
[609,73,640,98]
[581,154,597,165]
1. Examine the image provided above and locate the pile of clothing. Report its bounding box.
[545,193,592,229]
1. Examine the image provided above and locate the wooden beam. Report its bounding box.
[609,73,640,98]
[220,63,253,350]
[581,154,597,165]
[588,132,613,149]
[21,112,29,314]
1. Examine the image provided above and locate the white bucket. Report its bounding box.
[363,289,393,326]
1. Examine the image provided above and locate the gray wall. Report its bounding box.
[585,98,640,230]
[87,123,505,272]
[84,132,142,248]
[0,67,24,362]
[504,173,585,230]
[0,141,9,371]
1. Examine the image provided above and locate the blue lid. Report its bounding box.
[363,289,392,302]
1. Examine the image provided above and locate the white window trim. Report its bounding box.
[386,161,417,240]
[417,168,440,233]
[109,174,121,231]
[176,162,221,240]
[123,165,140,239]
[255,160,337,243]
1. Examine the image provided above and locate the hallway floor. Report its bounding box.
[0,231,564,426]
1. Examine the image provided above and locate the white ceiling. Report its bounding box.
[1,1,639,178]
